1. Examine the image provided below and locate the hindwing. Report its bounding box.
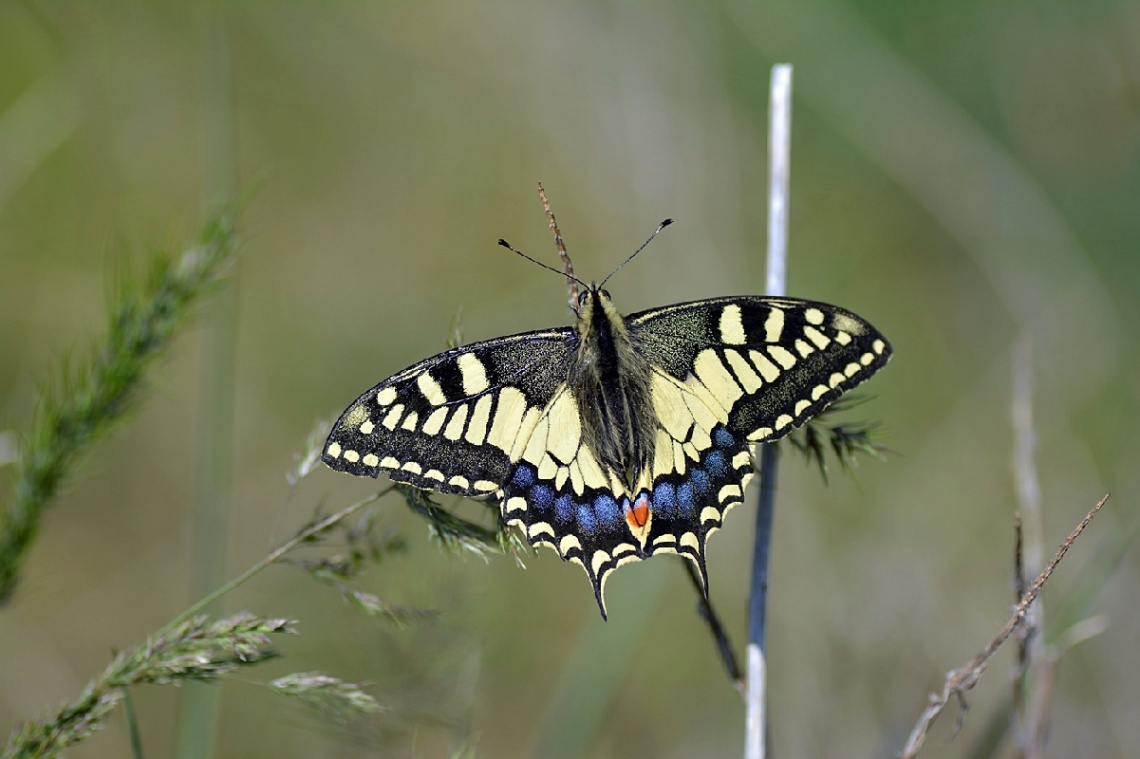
[499,364,760,616]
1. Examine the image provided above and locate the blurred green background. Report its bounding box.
[2,0,1138,756]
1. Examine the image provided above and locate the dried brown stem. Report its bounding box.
[899,493,1109,759]
[1011,513,1030,751]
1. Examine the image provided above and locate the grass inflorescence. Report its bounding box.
[268,673,383,722]
[0,212,239,603]
[3,614,295,759]
[1,213,412,758]
[783,394,889,484]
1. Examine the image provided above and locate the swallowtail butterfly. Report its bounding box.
[323,216,892,618]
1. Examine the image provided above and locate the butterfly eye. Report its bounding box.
[600,288,611,299]
[577,290,589,306]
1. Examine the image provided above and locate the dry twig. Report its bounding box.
[899,493,1109,759]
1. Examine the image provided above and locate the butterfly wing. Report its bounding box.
[627,296,893,583]
[322,327,576,497]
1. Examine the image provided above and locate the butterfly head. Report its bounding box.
[573,284,621,337]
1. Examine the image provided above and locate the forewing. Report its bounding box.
[323,327,576,498]
[629,296,892,444]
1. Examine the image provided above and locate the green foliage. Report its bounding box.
[0,215,419,758]
[0,213,240,603]
[1,481,428,757]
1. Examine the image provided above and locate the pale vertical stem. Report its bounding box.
[177,3,237,757]
[746,63,793,759]
[765,65,792,298]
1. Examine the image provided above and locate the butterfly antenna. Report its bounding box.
[600,218,674,288]
[537,182,581,312]
[497,238,589,290]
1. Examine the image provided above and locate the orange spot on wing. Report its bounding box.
[625,493,650,529]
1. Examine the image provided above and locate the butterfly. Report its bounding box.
[322,219,892,618]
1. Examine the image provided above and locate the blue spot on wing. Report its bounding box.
[512,465,535,489]
[576,504,597,535]
[677,482,695,514]
[715,428,734,448]
[690,469,711,495]
[532,484,554,512]
[705,451,727,478]
[653,482,677,519]
[555,494,574,522]
[593,495,620,526]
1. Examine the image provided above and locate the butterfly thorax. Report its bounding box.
[568,287,658,493]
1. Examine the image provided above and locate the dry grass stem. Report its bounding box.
[900,493,1109,758]
[746,61,793,759]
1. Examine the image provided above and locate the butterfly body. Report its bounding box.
[568,287,657,493]
[323,285,891,617]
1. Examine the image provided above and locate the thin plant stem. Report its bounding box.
[4,480,392,759]
[746,62,792,759]
[158,488,391,638]
[4,614,299,759]
[1010,334,1049,758]
[121,680,143,759]
[765,65,793,299]
[900,494,1109,758]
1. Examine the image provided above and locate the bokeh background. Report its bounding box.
[2,0,1139,756]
